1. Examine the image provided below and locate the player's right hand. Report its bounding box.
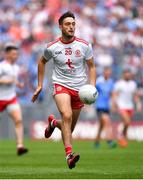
[31,86,42,103]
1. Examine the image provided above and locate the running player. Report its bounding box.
[112,68,142,147]
[95,67,116,148]
[0,44,28,155]
[32,11,96,169]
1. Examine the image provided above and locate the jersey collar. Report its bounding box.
[59,36,76,44]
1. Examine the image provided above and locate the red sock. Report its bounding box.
[65,145,72,156]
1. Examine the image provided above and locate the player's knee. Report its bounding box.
[104,119,111,127]
[15,119,22,126]
[124,121,130,126]
[62,111,72,121]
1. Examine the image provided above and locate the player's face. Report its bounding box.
[7,50,19,63]
[104,68,112,79]
[123,71,132,80]
[60,17,75,38]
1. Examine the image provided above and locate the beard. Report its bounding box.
[62,31,74,39]
[124,77,131,81]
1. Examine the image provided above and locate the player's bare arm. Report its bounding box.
[31,56,47,102]
[86,58,96,86]
[134,91,142,112]
[111,91,119,112]
[0,78,24,88]
[0,78,15,84]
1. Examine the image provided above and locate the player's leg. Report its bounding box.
[44,106,80,169]
[102,114,113,139]
[54,93,80,169]
[71,108,81,133]
[95,111,104,148]
[102,113,116,148]
[9,108,23,145]
[118,110,131,147]
[70,89,83,133]
[95,112,116,148]
[121,113,131,138]
[54,93,72,150]
[45,93,82,135]
[7,103,28,155]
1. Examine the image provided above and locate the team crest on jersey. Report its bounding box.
[75,50,81,57]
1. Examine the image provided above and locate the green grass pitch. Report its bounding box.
[0,139,143,179]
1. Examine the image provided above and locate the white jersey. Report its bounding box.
[0,60,19,100]
[43,37,93,91]
[114,79,137,109]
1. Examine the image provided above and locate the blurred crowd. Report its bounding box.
[1,0,143,104]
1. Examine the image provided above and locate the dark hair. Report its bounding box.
[5,45,18,52]
[58,11,75,25]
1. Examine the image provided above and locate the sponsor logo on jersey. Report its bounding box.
[75,50,81,57]
[55,51,62,55]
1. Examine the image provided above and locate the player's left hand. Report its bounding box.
[31,86,42,103]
